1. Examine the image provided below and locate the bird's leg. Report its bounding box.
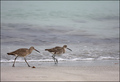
[54,52,58,64]
[55,58,58,64]
[12,56,18,67]
[24,57,30,67]
[52,54,56,63]
[52,54,58,64]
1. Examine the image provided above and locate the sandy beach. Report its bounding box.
[1,61,119,81]
[1,1,119,82]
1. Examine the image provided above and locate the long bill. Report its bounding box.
[34,49,40,53]
[67,48,72,51]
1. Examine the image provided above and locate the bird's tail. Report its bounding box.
[45,49,55,52]
[45,49,49,51]
[7,53,11,55]
[45,49,53,52]
[7,53,14,55]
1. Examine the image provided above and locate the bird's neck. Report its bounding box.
[63,48,65,53]
[29,48,34,54]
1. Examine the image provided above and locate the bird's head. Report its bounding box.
[30,46,40,53]
[63,45,72,51]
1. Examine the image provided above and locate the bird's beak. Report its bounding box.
[34,49,40,53]
[67,48,72,51]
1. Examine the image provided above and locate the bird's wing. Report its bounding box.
[12,48,28,54]
[53,47,61,51]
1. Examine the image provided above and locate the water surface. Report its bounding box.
[1,1,119,62]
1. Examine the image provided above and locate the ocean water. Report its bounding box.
[1,1,119,63]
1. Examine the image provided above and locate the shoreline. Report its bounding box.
[1,60,119,81]
[1,60,119,67]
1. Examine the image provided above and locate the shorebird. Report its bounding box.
[45,45,72,64]
[7,46,40,67]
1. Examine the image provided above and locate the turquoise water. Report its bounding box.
[1,1,119,62]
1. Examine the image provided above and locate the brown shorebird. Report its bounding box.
[45,45,72,64]
[7,46,40,67]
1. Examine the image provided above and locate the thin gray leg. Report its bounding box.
[12,56,18,67]
[55,58,58,64]
[24,57,30,67]
[52,54,58,64]
[52,55,56,63]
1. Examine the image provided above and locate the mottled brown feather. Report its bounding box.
[45,45,67,55]
[7,46,39,57]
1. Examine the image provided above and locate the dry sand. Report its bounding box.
[1,65,119,81]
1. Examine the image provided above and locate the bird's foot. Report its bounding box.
[55,62,57,64]
[12,65,15,67]
[55,59,58,64]
[28,65,31,67]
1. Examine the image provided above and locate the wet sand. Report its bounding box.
[1,61,119,81]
